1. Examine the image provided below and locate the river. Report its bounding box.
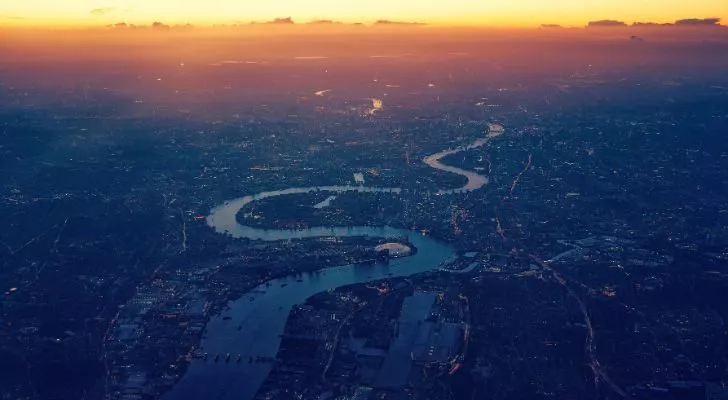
[164,124,503,400]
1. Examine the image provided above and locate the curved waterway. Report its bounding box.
[165,124,503,400]
[424,122,504,194]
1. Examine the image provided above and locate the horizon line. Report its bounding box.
[1,20,725,31]
[0,16,725,30]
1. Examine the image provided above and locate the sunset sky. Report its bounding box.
[0,0,726,27]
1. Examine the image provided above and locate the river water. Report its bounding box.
[164,124,503,400]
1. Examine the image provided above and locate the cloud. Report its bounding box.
[307,19,341,25]
[151,21,170,30]
[674,18,721,26]
[247,17,295,25]
[268,17,295,24]
[587,20,627,27]
[374,20,425,26]
[90,7,115,16]
[540,24,563,28]
[629,18,722,28]
[630,35,645,41]
[632,22,671,27]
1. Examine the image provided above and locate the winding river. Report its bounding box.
[164,123,504,400]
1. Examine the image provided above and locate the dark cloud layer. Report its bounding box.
[675,18,721,26]
[588,20,628,27]
[632,22,671,27]
[588,17,723,28]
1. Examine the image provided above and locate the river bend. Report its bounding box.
[165,123,503,400]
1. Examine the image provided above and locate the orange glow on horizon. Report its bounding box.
[0,0,726,28]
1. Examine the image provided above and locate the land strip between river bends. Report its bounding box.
[207,123,505,239]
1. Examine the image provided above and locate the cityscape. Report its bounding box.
[2,5,728,400]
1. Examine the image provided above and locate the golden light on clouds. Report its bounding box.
[0,0,726,27]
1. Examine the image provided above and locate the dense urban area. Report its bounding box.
[2,27,728,400]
